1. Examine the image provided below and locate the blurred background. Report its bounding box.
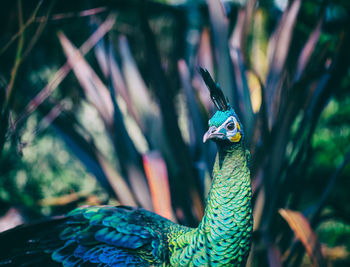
[0,0,349,266]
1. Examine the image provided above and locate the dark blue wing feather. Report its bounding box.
[50,205,172,266]
[0,205,176,266]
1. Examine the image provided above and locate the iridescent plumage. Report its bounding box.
[0,69,253,267]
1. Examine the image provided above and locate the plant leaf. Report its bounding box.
[118,35,160,134]
[58,31,114,127]
[279,209,325,267]
[14,13,116,128]
[143,151,175,221]
[266,0,301,127]
[206,0,237,109]
[195,28,214,112]
[295,17,324,82]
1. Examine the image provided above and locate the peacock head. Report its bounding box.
[200,68,243,145]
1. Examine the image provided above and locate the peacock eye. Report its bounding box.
[226,122,235,131]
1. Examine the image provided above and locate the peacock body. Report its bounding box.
[0,69,253,267]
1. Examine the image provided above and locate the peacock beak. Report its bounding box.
[203,126,224,143]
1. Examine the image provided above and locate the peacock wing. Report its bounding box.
[0,205,175,267]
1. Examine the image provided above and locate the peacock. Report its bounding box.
[0,68,253,267]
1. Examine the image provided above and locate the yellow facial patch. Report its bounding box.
[229,123,242,142]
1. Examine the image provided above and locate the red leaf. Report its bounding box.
[279,209,325,267]
[143,151,175,221]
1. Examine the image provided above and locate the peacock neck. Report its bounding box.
[203,143,252,222]
[168,143,253,266]
[199,142,253,264]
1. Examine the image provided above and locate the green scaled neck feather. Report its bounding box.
[0,69,253,267]
[168,108,253,267]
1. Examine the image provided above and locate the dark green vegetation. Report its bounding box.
[0,0,349,266]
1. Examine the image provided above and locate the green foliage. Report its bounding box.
[312,97,350,169]
[0,125,106,215]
